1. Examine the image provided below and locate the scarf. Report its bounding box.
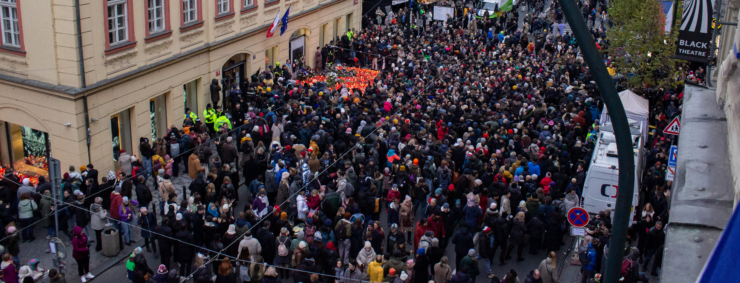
[208,203,220,218]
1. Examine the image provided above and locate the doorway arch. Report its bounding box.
[221,53,252,112]
[289,28,310,65]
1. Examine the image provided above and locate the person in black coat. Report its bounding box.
[191,207,205,246]
[293,257,321,283]
[256,221,276,265]
[450,224,474,267]
[494,212,512,265]
[176,226,195,276]
[527,214,545,255]
[135,176,154,213]
[506,213,528,261]
[154,217,174,269]
[210,79,221,108]
[188,174,207,202]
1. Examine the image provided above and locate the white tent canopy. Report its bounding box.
[600,90,649,139]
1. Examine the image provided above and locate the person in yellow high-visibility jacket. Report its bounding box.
[203,104,216,136]
[214,114,232,132]
[184,108,198,121]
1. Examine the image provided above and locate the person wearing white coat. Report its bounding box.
[296,192,309,221]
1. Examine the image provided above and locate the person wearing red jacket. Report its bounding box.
[427,211,446,240]
[72,226,95,282]
[386,184,401,203]
[413,218,432,250]
[109,189,124,251]
[539,172,553,188]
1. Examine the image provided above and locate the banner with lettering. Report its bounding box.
[675,0,714,62]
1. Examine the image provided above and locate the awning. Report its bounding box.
[392,0,409,5]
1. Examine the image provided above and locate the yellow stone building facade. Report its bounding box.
[0,0,361,177]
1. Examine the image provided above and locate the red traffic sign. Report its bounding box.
[567,207,590,227]
[663,117,680,135]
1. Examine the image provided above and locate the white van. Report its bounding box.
[582,122,644,226]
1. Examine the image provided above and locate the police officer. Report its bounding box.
[184,108,198,121]
[214,112,232,132]
[203,104,216,137]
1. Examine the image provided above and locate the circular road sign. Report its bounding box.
[567,207,590,227]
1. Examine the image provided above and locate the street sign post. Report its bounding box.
[666,145,678,181]
[567,207,590,227]
[664,117,681,135]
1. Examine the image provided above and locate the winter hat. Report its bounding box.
[22,178,29,185]
[134,247,142,254]
[176,213,183,221]
[281,212,288,220]
[413,159,419,165]
[299,241,307,249]
[326,242,336,251]
[314,233,322,241]
[435,188,442,195]
[519,200,527,208]
[324,219,333,227]
[442,203,450,209]
[7,226,15,234]
[468,248,476,257]
[389,268,397,276]
[417,248,425,256]
[400,271,408,280]
[406,259,414,267]
[222,204,229,211]
[227,224,236,235]
[365,241,372,248]
[140,207,148,213]
[131,155,137,162]
[122,196,129,203]
[483,226,491,233]
[158,264,167,274]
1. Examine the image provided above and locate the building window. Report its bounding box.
[183,0,197,23]
[148,0,165,33]
[107,0,128,45]
[0,0,20,47]
[346,13,352,32]
[243,0,253,7]
[217,0,230,14]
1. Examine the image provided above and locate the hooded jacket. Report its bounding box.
[71,226,89,259]
[210,79,221,103]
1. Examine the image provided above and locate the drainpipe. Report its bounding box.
[75,0,91,164]
[556,0,635,283]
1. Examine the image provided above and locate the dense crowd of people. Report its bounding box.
[0,0,689,283]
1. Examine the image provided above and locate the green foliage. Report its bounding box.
[606,0,682,90]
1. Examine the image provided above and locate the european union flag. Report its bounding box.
[280,5,291,36]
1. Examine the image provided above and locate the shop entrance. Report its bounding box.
[0,121,50,182]
[111,109,133,170]
[221,53,250,113]
[183,79,198,118]
[150,94,168,141]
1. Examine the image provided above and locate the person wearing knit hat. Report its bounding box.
[417,247,425,256]
[226,224,236,235]
[413,159,418,165]
[400,271,409,281]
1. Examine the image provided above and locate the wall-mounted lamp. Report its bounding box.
[63,123,71,127]
[91,118,100,122]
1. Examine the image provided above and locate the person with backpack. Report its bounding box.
[621,250,640,283]
[274,227,292,279]
[335,213,353,264]
[579,238,598,283]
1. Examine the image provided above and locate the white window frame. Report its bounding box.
[107,0,128,45]
[148,0,165,33]
[243,0,253,8]
[0,0,20,48]
[183,0,197,24]
[217,0,230,14]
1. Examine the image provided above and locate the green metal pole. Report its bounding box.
[554,1,635,283]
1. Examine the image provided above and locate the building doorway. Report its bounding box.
[290,28,309,67]
[111,109,133,170]
[222,53,250,113]
[150,94,168,142]
[183,79,198,118]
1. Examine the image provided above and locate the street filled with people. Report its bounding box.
[0,0,691,282]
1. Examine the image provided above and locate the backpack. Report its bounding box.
[578,246,591,266]
[170,142,180,157]
[621,259,633,277]
[277,237,290,257]
[335,221,351,241]
[304,224,316,243]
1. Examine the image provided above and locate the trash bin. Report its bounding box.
[102,226,120,257]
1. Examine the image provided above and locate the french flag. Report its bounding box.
[266,8,281,38]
